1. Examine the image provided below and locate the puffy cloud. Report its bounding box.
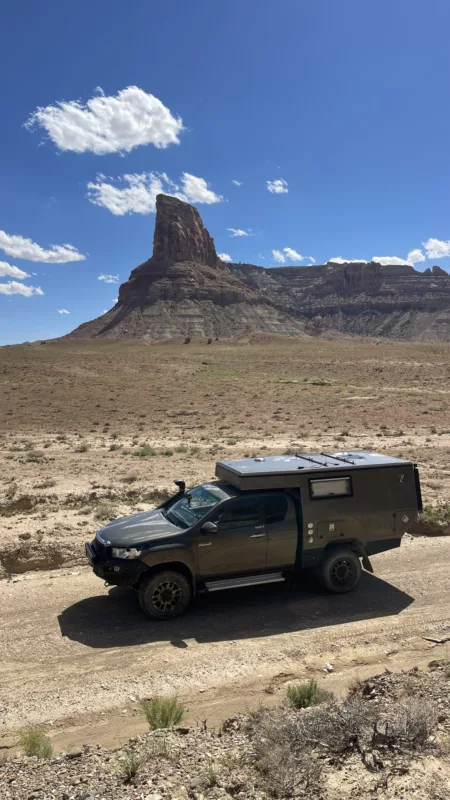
[98,273,119,283]
[227,228,249,237]
[0,230,85,263]
[57,308,70,314]
[232,180,243,186]
[0,281,43,296]
[26,86,183,155]
[87,171,222,215]
[272,249,286,263]
[329,257,368,264]
[266,178,288,194]
[218,252,232,262]
[180,173,222,204]
[372,256,412,266]
[407,248,426,264]
[423,238,450,259]
[112,297,118,304]
[0,260,30,279]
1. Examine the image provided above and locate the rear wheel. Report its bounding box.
[139,570,192,620]
[316,548,361,594]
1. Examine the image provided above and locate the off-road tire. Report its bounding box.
[139,570,192,620]
[316,548,361,594]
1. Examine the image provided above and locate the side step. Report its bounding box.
[205,572,285,592]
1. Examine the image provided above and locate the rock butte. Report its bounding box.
[68,194,450,341]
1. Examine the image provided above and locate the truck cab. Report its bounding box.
[85,450,422,620]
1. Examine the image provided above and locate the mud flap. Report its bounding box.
[353,542,374,574]
[361,553,374,574]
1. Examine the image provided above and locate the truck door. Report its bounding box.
[263,493,298,569]
[197,496,267,578]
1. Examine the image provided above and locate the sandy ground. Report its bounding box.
[1,535,450,753]
[0,336,449,752]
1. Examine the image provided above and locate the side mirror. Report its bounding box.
[201,521,218,534]
[173,480,185,494]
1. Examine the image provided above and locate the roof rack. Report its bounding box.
[321,451,356,465]
[295,453,330,467]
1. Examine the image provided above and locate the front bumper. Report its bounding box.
[85,541,146,586]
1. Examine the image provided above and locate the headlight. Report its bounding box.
[112,547,144,559]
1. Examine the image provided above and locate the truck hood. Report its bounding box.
[97,509,182,546]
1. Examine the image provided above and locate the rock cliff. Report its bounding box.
[68,194,450,341]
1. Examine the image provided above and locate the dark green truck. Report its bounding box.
[85,450,422,619]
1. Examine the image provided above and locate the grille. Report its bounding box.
[92,538,111,559]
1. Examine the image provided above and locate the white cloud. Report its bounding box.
[407,248,426,264]
[372,256,412,266]
[0,230,85,263]
[266,178,288,194]
[227,228,249,237]
[26,86,183,155]
[308,257,316,264]
[112,297,118,304]
[329,257,368,264]
[283,247,304,261]
[0,260,30,279]
[423,238,450,259]
[98,273,119,283]
[87,171,222,215]
[180,173,222,204]
[272,249,286,263]
[218,252,232,262]
[0,281,43,296]
[57,308,70,314]
[232,180,243,186]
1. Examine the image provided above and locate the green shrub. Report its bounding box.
[162,449,174,457]
[119,746,148,782]
[19,729,53,758]
[419,503,450,529]
[75,442,90,453]
[286,679,333,710]
[109,443,122,451]
[175,444,188,453]
[140,697,185,730]
[132,444,156,458]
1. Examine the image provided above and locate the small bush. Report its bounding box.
[20,729,53,758]
[95,501,117,521]
[175,444,188,453]
[162,449,173,457]
[119,746,148,783]
[184,336,191,344]
[33,479,56,489]
[75,442,90,453]
[140,697,185,730]
[207,337,212,345]
[109,443,122,451]
[132,444,156,458]
[419,502,450,530]
[121,473,138,483]
[286,679,333,709]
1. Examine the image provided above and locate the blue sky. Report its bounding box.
[1,0,450,344]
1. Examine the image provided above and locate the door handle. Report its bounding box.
[254,525,265,529]
[250,533,266,538]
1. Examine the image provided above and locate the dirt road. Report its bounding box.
[1,534,449,753]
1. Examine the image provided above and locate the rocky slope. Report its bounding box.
[68,194,450,341]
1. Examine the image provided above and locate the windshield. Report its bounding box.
[166,485,223,528]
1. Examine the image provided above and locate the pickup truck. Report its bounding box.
[85,450,422,619]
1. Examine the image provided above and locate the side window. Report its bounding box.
[309,477,352,499]
[215,497,260,529]
[263,494,288,524]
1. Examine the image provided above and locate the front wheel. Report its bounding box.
[139,570,192,620]
[316,548,361,594]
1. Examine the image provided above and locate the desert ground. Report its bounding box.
[1,335,450,755]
